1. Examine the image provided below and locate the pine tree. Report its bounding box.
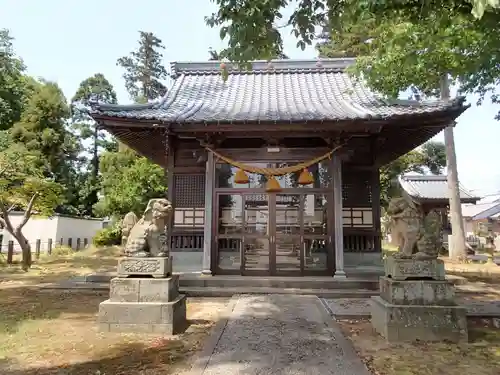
[71,73,118,216]
[117,31,168,101]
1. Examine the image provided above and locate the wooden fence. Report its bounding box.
[0,237,91,264]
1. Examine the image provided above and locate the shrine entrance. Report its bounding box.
[214,159,334,276]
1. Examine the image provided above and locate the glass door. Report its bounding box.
[302,192,331,274]
[273,194,303,275]
[242,193,271,275]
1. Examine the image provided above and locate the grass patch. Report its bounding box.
[338,318,500,375]
[0,287,228,375]
[0,246,121,285]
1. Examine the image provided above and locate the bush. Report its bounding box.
[50,245,75,256]
[93,225,122,247]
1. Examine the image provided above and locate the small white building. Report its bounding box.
[0,212,105,253]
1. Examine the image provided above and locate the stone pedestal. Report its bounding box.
[384,256,445,280]
[371,257,468,343]
[117,256,172,278]
[98,274,187,334]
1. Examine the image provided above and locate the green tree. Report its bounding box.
[0,143,63,270]
[0,29,28,130]
[10,79,81,214]
[95,149,167,218]
[71,73,118,216]
[117,31,168,101]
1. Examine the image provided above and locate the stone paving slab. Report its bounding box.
[324,297,500,318]
[187,294,371,375]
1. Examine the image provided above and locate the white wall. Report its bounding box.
[54,216,104,249]
[1,213,104,252]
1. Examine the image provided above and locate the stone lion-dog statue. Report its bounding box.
[124,198,173,258]
[387,197,422,258]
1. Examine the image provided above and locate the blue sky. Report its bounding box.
[1,0,499,196]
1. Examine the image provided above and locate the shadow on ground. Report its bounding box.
[0,339,196,375]
[0,287,109,334]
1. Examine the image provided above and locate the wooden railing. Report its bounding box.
[170,230,380,252]
[343,229,381,252]
[171,232,204,251]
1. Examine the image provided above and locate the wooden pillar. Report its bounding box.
[202,149,214,275]
[47,238,53,255]
[332,154,346,279]
[372,167,382,252]
[165,131,175,254]
[35,239,41,259]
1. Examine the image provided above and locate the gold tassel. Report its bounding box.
[234,168,249,184]
[298,168,314,185]
[266,176,282,192]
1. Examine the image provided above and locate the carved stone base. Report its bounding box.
[385,256,445,281]
[371,296,468,343]
[379,277,456,306]
[117,256,172,278]
[109,276,179,303]
[98,295,187,334]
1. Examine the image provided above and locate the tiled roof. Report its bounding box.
[462,200,500,220]
[91,58,467,123]
[399,175,479,204]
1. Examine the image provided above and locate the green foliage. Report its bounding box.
[71,73,118,216]
[93,225,122,247]
[95,149,167,218]
[0,29,27,130]
[116,31,168,101]
[9,79,81,214]
[0,143,64,216]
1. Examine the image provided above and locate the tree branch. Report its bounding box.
[17,193,38,231]
[0,201,14,234]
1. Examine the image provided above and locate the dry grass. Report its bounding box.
[338,318,500,375]
[443,257,500,283]
[0,246,121,286]
[0,286,229,375]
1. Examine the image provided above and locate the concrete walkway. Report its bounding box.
[187,294,371,375]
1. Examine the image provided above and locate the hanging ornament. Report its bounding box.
[266,176,282,192]
[234,168,249,184]
[298,168,314,185]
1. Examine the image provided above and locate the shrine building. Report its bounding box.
[90,58,468,277]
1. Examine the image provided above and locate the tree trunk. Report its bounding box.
[93,124,99,180]
[14,231,32,271]
[441,75,467,260]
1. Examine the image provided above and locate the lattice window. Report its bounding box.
[342,208,373,228]
[342,170,372,206]
[173,174,205,208]
[174,208,205,228]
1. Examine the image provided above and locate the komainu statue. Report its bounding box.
[387,196,440,260]
[387,197,422,258]
[124,198,173,258]
[121,211,138,246]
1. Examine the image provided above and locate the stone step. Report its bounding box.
[39,281,377,298]
[178,276,379,290]
[180,286,378,298]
